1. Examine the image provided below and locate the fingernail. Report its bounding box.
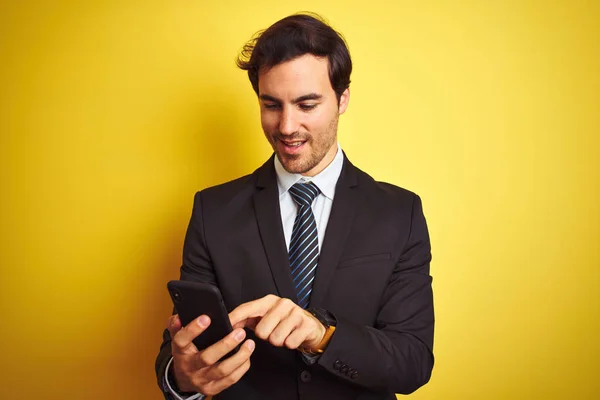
[198,315,209,327]
[246,340,255,351]
[234,329,245,341]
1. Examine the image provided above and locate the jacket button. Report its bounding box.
[350,371,359,379]
[300,370,311,383]
[341,365,349,374]
[333,360,342,370]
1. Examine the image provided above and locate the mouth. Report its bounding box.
[277,138,308,154]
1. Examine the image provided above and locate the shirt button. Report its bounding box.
[300,370,311,383]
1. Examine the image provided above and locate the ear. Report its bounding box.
[338,88,350,114]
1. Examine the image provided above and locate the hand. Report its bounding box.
[167,314,255,396]
[229,294,326,351]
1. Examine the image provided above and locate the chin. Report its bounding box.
[277,151,321,175]
[281,162,304,174]
[280,160,308,174]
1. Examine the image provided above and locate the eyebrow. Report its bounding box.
[259,93,323,104]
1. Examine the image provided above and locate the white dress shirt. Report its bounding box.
[164,144,344,400]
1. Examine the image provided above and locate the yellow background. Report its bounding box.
[1,1,598,399]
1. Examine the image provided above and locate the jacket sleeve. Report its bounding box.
[155,191,217,396]
[317,194,434,394]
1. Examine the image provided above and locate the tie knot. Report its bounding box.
[289,182,320,207]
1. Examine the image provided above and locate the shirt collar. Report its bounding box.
[274,143,344,201]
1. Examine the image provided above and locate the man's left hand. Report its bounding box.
[228,294,325,351]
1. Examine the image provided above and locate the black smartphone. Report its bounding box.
[167,280,237,357]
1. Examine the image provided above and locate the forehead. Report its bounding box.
[257,54,332,98]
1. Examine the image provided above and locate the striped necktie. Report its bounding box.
[288,182,321,309]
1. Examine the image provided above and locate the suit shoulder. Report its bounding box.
[376,181,420,203]
[192,172,256,207]
[202,173,255,194]
[354,167,420,203]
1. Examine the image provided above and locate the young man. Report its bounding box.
[156,13,434,400]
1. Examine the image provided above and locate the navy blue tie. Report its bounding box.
[288,182,320,309]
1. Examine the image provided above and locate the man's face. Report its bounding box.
[258,54,349,176]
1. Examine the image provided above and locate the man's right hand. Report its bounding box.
[167,314,256,396]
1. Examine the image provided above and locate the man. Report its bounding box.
[156,13,434,400]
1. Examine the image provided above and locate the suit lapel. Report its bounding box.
[253,156,298,302]
[310,156,359,308]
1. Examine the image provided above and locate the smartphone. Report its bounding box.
[167,280,237,357]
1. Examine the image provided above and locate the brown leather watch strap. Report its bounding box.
[300,325,336,354]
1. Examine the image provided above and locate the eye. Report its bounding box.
[299,103,318,111]
[264,103,281,110]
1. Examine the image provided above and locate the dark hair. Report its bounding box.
[236,13,352,102]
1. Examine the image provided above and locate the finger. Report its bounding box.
[254,298,296,341]
[228,294,279,327]
[172,315,211,354]
[284,321,314,350]
[195,328,247,368]
[232,316,260,331]
[167,314,182,337]
[205,357,252,396]
[266,306,304,347]
[204,339,255,381]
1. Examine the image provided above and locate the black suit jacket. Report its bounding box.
[156,154,434,400]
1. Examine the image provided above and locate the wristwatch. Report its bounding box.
[300,308,337,355]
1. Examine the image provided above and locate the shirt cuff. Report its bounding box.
[163,357,205,400]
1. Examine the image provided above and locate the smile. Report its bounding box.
[283,141,304,147]
[277,138,307,154]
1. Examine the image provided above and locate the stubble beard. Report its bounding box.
[273,116,339,175]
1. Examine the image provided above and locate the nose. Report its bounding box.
[278,107,299,136]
